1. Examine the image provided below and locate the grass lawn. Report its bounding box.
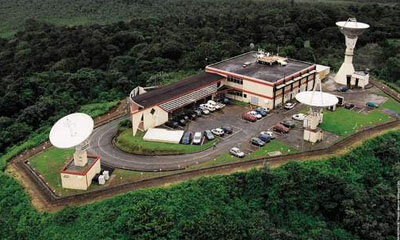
[320,107,391,136]
[246,140,298,158]
[115,128,217,155]
[29,147,77,196]
[29,147,115,196]
[381,98,400,114]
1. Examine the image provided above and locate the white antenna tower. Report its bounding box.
[334,18,369,86]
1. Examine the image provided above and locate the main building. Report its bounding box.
[130,51,328,135]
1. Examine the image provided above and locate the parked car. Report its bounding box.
[165,120,178,128]
[200,103,216,112]
[216,102,226,109]
[194,109,202,117]
[175,118,186,126]
[273,123,290,133]
[193,132,203,145]
[258,133,271,143]
[251,137,265,147]
[211,128,225,136]
[337,86,348,92]
[284,102,296,110]
[201,108,210,115]
[366,101,379,108]
[204,130,215,140]
[207,100,221,110]
[249,111,262,119]
[181,131,192,145]
[242,112,257,122]
[292,113,306,121]
[260,131,276,139]
[221,124,233,134]
[281,120,295,129]
[255,107,268,116]
[229,147,245,158]
[179,114,189,121]
[186,111,197,120]
[220,97,230,105]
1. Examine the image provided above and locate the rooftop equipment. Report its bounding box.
[334,18,369,86]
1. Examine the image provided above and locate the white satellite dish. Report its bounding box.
[50,113,94,149]
[296,91,338,108]
[336,21,370,37]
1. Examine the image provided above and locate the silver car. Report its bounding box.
[230,147,245,158]
[193,132,203,145]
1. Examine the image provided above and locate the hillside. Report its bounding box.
[0,0,399,158]
[1,130,399,239]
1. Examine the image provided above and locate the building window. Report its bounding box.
[228,90,244,97]
[150,108,155,115]
[227,76,243,85]
[243,94,247,98]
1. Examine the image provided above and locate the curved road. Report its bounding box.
[88,103,305,171]
[88,115,248,171]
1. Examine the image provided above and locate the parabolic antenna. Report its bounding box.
[49,113,94,149]
[336,21,370,37]
[296,91,338,108]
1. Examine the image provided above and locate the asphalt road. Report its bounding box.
[88,104,305,171]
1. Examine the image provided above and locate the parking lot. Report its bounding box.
[164,102,338,156]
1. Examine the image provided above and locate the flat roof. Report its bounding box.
[62,156,99,175]
[131,72,222,108]
[207,51,313,83]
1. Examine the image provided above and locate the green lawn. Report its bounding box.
[29,147,77,195]
[320,107,391,136]
[381,98,400,114]
[29,147,114,196]
[115,128,217,155]
[246,140,298,158]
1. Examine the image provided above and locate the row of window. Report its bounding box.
[227,76,243,85]
[228,91,247,98]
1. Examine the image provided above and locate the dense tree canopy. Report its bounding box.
[0,0,399,154]
[0,130,399,239]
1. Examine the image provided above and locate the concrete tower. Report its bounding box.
[334,18,369,86]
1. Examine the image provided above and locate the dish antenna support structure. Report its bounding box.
[296,75,338,143]
[50,113,94,167]
[334,18,369,86]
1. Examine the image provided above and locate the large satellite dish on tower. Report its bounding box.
[336,21,370,38]
[334,18,369,86]
[296,91,338,108]
[50,113,94,149]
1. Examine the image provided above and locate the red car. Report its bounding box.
[273,123,290,133]
[242,112,257,122]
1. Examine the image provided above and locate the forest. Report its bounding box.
[0,1,399,239]
[0,0,399,159]
[0,130,399,239]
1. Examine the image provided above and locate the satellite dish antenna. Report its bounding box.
[334,18,369,86]
[50,113,94,166]
[295,75,338,143]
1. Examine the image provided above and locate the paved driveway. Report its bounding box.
[88,103,332,171]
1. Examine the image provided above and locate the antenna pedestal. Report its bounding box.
[303,109,324,143]
[73,149,88,167]
[334,36,357,85]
